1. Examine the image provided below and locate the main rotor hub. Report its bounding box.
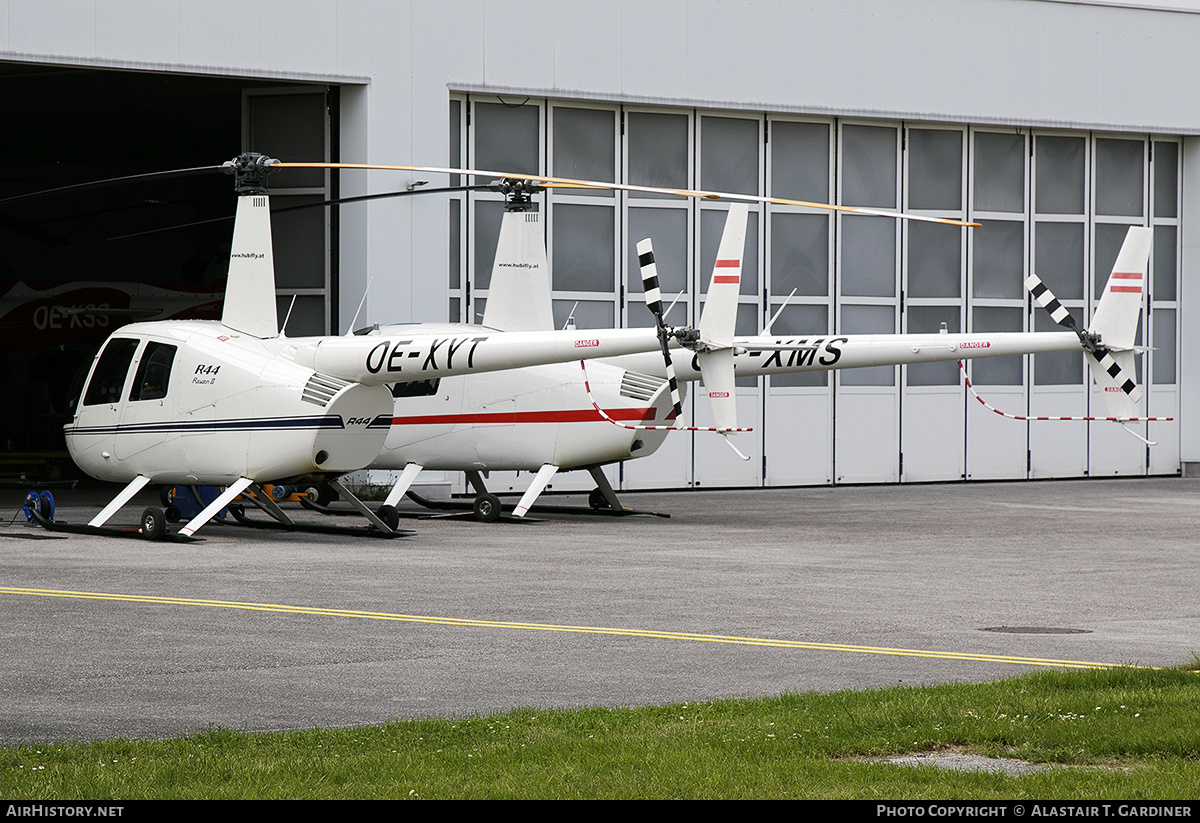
[493,178,541,212]
[223,152,279,195]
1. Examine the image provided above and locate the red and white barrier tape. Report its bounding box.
[579,361,753,433]
[958,360,1172,423]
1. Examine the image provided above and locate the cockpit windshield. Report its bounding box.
[82,338,138,406]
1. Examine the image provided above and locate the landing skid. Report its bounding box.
[402,488,671,520]
[399,489,542,522]
[22,490,199,543]
[226,481,413,538]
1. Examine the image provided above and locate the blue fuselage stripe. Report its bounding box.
[64,416,346,437]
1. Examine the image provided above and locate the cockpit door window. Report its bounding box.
[129,342,177,402]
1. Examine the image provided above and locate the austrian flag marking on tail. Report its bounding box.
[713,259,740,284]
[1108,271,1143,294]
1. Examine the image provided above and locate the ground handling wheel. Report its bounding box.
[588,488,611,510]
[140,507,166,541]
[472,493,502,522]
[376,504,401,532]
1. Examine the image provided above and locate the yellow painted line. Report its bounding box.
[0,586,1125,670]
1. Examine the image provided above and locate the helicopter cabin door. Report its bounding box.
[114,339,180,464]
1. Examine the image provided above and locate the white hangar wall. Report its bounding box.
[3,0,1199,483]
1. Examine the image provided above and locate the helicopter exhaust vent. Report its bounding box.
[619,369,665,403]
[302,373,351,407]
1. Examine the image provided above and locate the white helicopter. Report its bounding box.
[19,154,719,540]
[298,165,1156,522]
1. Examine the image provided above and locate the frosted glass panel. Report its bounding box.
[771,212,828,297]
[771,121,829,202]
[1035,136,1085,215]
[1034,222,1084,301]
[842,124,896,208]
[1154,225,1176,301]
[908,129,962,211]
[475,102,539,175]
[628,208,688,298]
[473,199,504,290]
[628,112,688,193]
[1154,142,1178,218]
[973,132,1025,214]
[701,116,758,196]
[552,299,614,330]
[553,107,614,193]
[449,99,462,185]
[1095,138,1143,217]
[449,199,461,290]
[971,307,1023,385]
[840,304,895,386]
[972,220,1024,299]
[841,215,895,297]
[1153,309,1176,384]
[552,204,614,292]
[907,221,961,298]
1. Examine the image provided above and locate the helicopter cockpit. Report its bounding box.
[80,337,177,409]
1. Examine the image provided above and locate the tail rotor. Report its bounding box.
[638,238,689,421]
[1024,226,1154,422]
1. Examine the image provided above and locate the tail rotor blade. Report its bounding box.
[1025,273,1079,332]
[638,238,684,420]
[1089,349,1143,410]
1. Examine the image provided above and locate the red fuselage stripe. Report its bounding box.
[715,259,740,267]
[1109,285,1142,293]
[1110,271,1143,280]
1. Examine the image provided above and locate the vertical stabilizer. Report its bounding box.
[481,210,554,331]
[696,204,748,431]
[698,203,748,349]
[1087,226,1152,416]
[221,194,279,338]
[1088,226,1152,351]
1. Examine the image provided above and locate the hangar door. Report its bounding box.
[0,67,334,479]
[446,93,1182,494]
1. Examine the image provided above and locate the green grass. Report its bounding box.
[3,664,1199,799]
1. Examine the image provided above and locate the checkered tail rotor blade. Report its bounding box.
[637,238,684,420]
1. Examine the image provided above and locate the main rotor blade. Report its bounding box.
[271,161,982,228]
[0,165,228,207]
[107,184,493,242]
